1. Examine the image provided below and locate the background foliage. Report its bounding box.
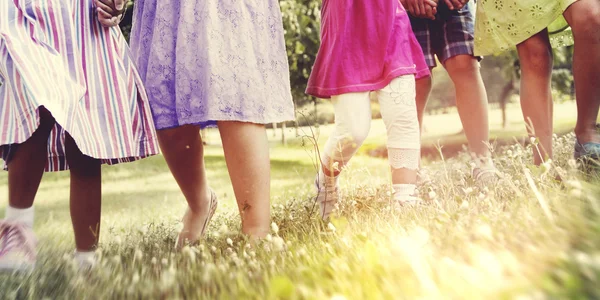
[119,1,575,125]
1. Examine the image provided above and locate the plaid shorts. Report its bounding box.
[409,3,479,68]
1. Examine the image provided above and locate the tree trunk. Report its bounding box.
[499,81,515,129]
[272,122,278,138]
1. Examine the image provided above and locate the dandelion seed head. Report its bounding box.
[428,190,437,199]
[328,222,337,232]
[134,249,143,261]
[272,236,285,252]
[132,272,140,284]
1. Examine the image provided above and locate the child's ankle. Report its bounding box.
[321,167,340,178]
[5,205,34,228]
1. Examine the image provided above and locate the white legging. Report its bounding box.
[321,75,420,173]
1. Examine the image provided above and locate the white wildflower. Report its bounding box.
[272,236,285,252]
[570,188,583,198]
[327,222,337,233]
[428,190,437,199]
[568,159,578,169]
[271,222,279,234]
[134,249,143,262]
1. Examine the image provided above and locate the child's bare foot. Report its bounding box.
[176,190,218,248]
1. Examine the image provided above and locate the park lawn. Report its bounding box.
[1,102,600,298]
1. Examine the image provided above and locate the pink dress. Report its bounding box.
[306,0,429,99]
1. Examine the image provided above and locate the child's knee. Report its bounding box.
[445,55,479,77]
[157,125,198,150]
[349,123,370,146]
[571,7,600,41]
[518,43,553,75]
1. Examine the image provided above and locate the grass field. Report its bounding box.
[206,101,582,159]
[1,102,600,299]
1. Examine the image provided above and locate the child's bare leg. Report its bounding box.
[7,107,55,212]
[444,55,492,160]
[157,125,212,245]
[415,75,433,131]
[564,0,600,144]
[157,125,211,213]
[516,30,554,165]
[1,108,54,270]
[65,134,101,252]
[218,121,270,238]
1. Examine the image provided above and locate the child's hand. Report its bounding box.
[94,0,127,27]
[401,0,438,20]
[443,0,469,10]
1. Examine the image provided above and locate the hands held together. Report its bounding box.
[400,0,469,20]
[94,0,128,27]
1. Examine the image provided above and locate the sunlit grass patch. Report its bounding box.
[0,132,599,299]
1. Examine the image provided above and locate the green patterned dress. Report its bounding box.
[474,0,577,56]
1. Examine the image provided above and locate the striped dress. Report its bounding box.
[0,0,159,171]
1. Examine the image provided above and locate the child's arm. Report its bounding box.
[94,0,127,27]
[400,0,438,20]
[443,0,469,10]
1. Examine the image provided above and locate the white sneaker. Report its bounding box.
[74,251,97,273]
[472,162,500,186]
[314,173,340,220]
[0,220,37,272]
[392,195,421,211]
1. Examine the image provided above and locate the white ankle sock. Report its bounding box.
[392,184,417,202]
[74,250,96,267]
[5,206,34,228]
